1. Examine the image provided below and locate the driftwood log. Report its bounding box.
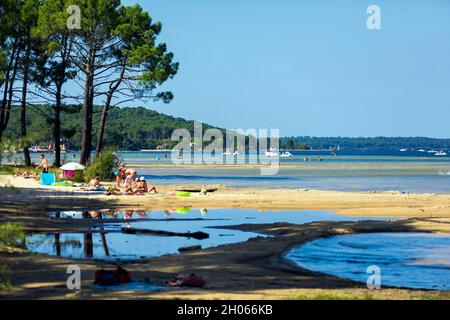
[121,227,209,240]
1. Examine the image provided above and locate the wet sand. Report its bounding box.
[1,174,450,299]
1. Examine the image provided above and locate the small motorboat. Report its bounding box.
[265,151,279,157]
[435,151,447,156]
[400,148,408,152]
[280,152,293,158]
[418,149,426,152]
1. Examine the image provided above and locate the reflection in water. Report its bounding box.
[27,208,394,261]
[55,234,61,257]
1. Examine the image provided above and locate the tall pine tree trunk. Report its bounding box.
[80,58,94,165]
[53,87,62,167]
[0,39,18,142]
[95,65,125,156]
[21,42,31,166]
[80,76,92,165]
[95,101,109,156]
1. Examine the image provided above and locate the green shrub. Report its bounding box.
[83,149,120,182]
[0,165,15,175]
[72,170,85,183]
[0,264,11,292]
[0,223,25,252]
[0,222,22,292]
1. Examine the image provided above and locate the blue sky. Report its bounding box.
[121,0,450,138]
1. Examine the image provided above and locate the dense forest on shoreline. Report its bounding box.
[280,136,450,150]
[2,105,222,151]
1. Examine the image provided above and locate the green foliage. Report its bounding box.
[0,264,11,292]
[83,149,119,181]
[72,170,85,183]
[0,222,22,292]
[0,165,15,175]
[0,223,25,252]
[0,50,5,87]
[2,105,223,151]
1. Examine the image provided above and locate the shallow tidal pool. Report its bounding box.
[25,208,390,261]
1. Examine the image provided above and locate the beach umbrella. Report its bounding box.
[60,162,85,178]
[60,162,85,170]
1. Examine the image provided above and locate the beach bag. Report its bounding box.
[94,267,131,286]
[40,173,56,186]
[165,274,205,288]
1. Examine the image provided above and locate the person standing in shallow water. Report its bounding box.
[37,154,49,173]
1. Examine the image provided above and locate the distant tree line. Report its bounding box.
[3,105,222,151]
[280,136,450,150]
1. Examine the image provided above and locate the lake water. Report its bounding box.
[285,232,450,291]
[4,150,450,193]
[25,208,390,261]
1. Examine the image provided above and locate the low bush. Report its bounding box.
[83,149,120,182]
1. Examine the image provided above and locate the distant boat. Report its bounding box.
[435,151,447,156]
[222,150,232,156]
[280,152,293,158]
[400,148,408,152]
[418,149,426,152]
[265,151,279,157]
[428,150,438,154]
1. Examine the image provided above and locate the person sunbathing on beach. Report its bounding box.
[88,176,101,188]
[133,177,153,195]
[125,168,137,179]
[135,177,158,194]
[80,176,103,191]
[115,163,126,186]
[124,174,135,192]
[15,168,37,179]
[105,187,134,196]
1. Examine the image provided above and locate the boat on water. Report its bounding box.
[265,151,279,157]
[400,148,408,152]
[435,151,447,156]
[222,150,232,156]
[427,150,438,153]
[418,149,426,152]
[280,151,293,158]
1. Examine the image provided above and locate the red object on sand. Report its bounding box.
[165,274,205,288]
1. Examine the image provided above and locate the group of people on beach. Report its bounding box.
[106,163,157,196]
[12,154,158,196]
[14,154,48,179]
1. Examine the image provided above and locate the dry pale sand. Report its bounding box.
[1,174,450,300]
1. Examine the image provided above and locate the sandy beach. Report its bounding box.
[1,174,450,299]
[2,174,450,218]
